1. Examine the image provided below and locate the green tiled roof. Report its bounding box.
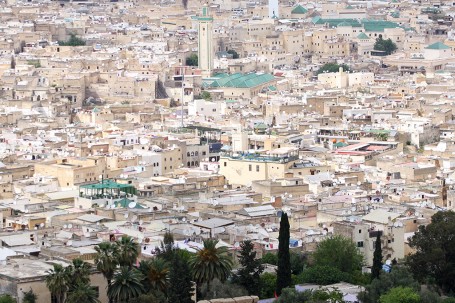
[338,21,352,27]
[312,17,361,27]
[115,198,146,209]
[291,5,308,14]
[209,73,275,88]
[312,17,401,32]
[357,32,370,39]
[426,42,450,50]
[362,20,400,32]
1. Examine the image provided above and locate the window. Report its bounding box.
[224,162,227,167]
[359,229,362,234]
[256,165,260,172]
[249,164,252,171]
[202,151,206,156]
[357,241,364,248]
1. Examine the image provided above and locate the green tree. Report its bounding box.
[372,233,383,279]
[374,36,397,55]
[316,63,351,75]
[186,54,198,66]
[277,287,346,303]
[108,266,145,303]
[261,252,278,265]
[168,251,194,303]
[375,133,389,141]
[0,295,16,303]
[200,91,212,101]
[295,265,351,285]
[232,240,264,295]
[155,231,175,261]
[45,264,68,303]
[276,212,291,296]
[227,49,240,59]
[407,211,455,293]
[259,273,276,299]
[189,239,233,292]
[290,251,306,275]
[358,266,420,303]
[58,33,86,46]
[379,287,420,303]
[65,283,100,303]
[94,242,118,303]
[313,235,363,274]
[22,289,37,303]
[66,258,91,286]
[115,235,139,268]
[138,259,169,293]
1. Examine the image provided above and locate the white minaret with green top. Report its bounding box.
[196,5,214,77]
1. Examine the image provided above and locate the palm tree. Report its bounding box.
[66,282,100,303]
[114,236,139,268]
[95,242,119,285]
[108,266,145,303]
[138,259,169,293]
[66,258,92,286]
[45,264,68,303]
[189,239,233,292]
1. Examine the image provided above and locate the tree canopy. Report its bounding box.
[379,287,420,303]
[407,211,455,293]
[58,34,86,46]
[313,235,363,274]
[316,63,351,75]
[186,54,198,66]
[374,36,397,55]
[227,49,239,59]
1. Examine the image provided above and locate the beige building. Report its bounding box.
[219,148,300,186]
[0,258,108,303]
[34,157,109,187]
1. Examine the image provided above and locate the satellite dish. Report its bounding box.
[276,210,283,217]
[40,223,45,228]
[63,224,68,229]
[111,204,116,209]
[67,240,73,246]
[139,220,144,225]
[68,224,73,229]
[124,213,129,219]
[132,215,138,222]
[182,217,187,222]
[128,202,137,209]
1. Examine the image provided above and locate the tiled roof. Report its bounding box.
[357,32,370,39]
[425,42,450,50]
[291,5,308,14]
[209,73,275,88]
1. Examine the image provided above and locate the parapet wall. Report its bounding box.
[198,296,260,303]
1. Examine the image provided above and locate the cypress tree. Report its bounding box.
[276,212,291,296]
[168,251,194,303]
[372,233,382,279]
[232,240,264,295]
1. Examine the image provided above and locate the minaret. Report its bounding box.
[197,5,214,77]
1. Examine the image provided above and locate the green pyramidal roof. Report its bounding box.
[357,32,370,39]
[426,42,450,50]
[291,5,308,14]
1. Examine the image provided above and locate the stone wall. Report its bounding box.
[198,296,260,303]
